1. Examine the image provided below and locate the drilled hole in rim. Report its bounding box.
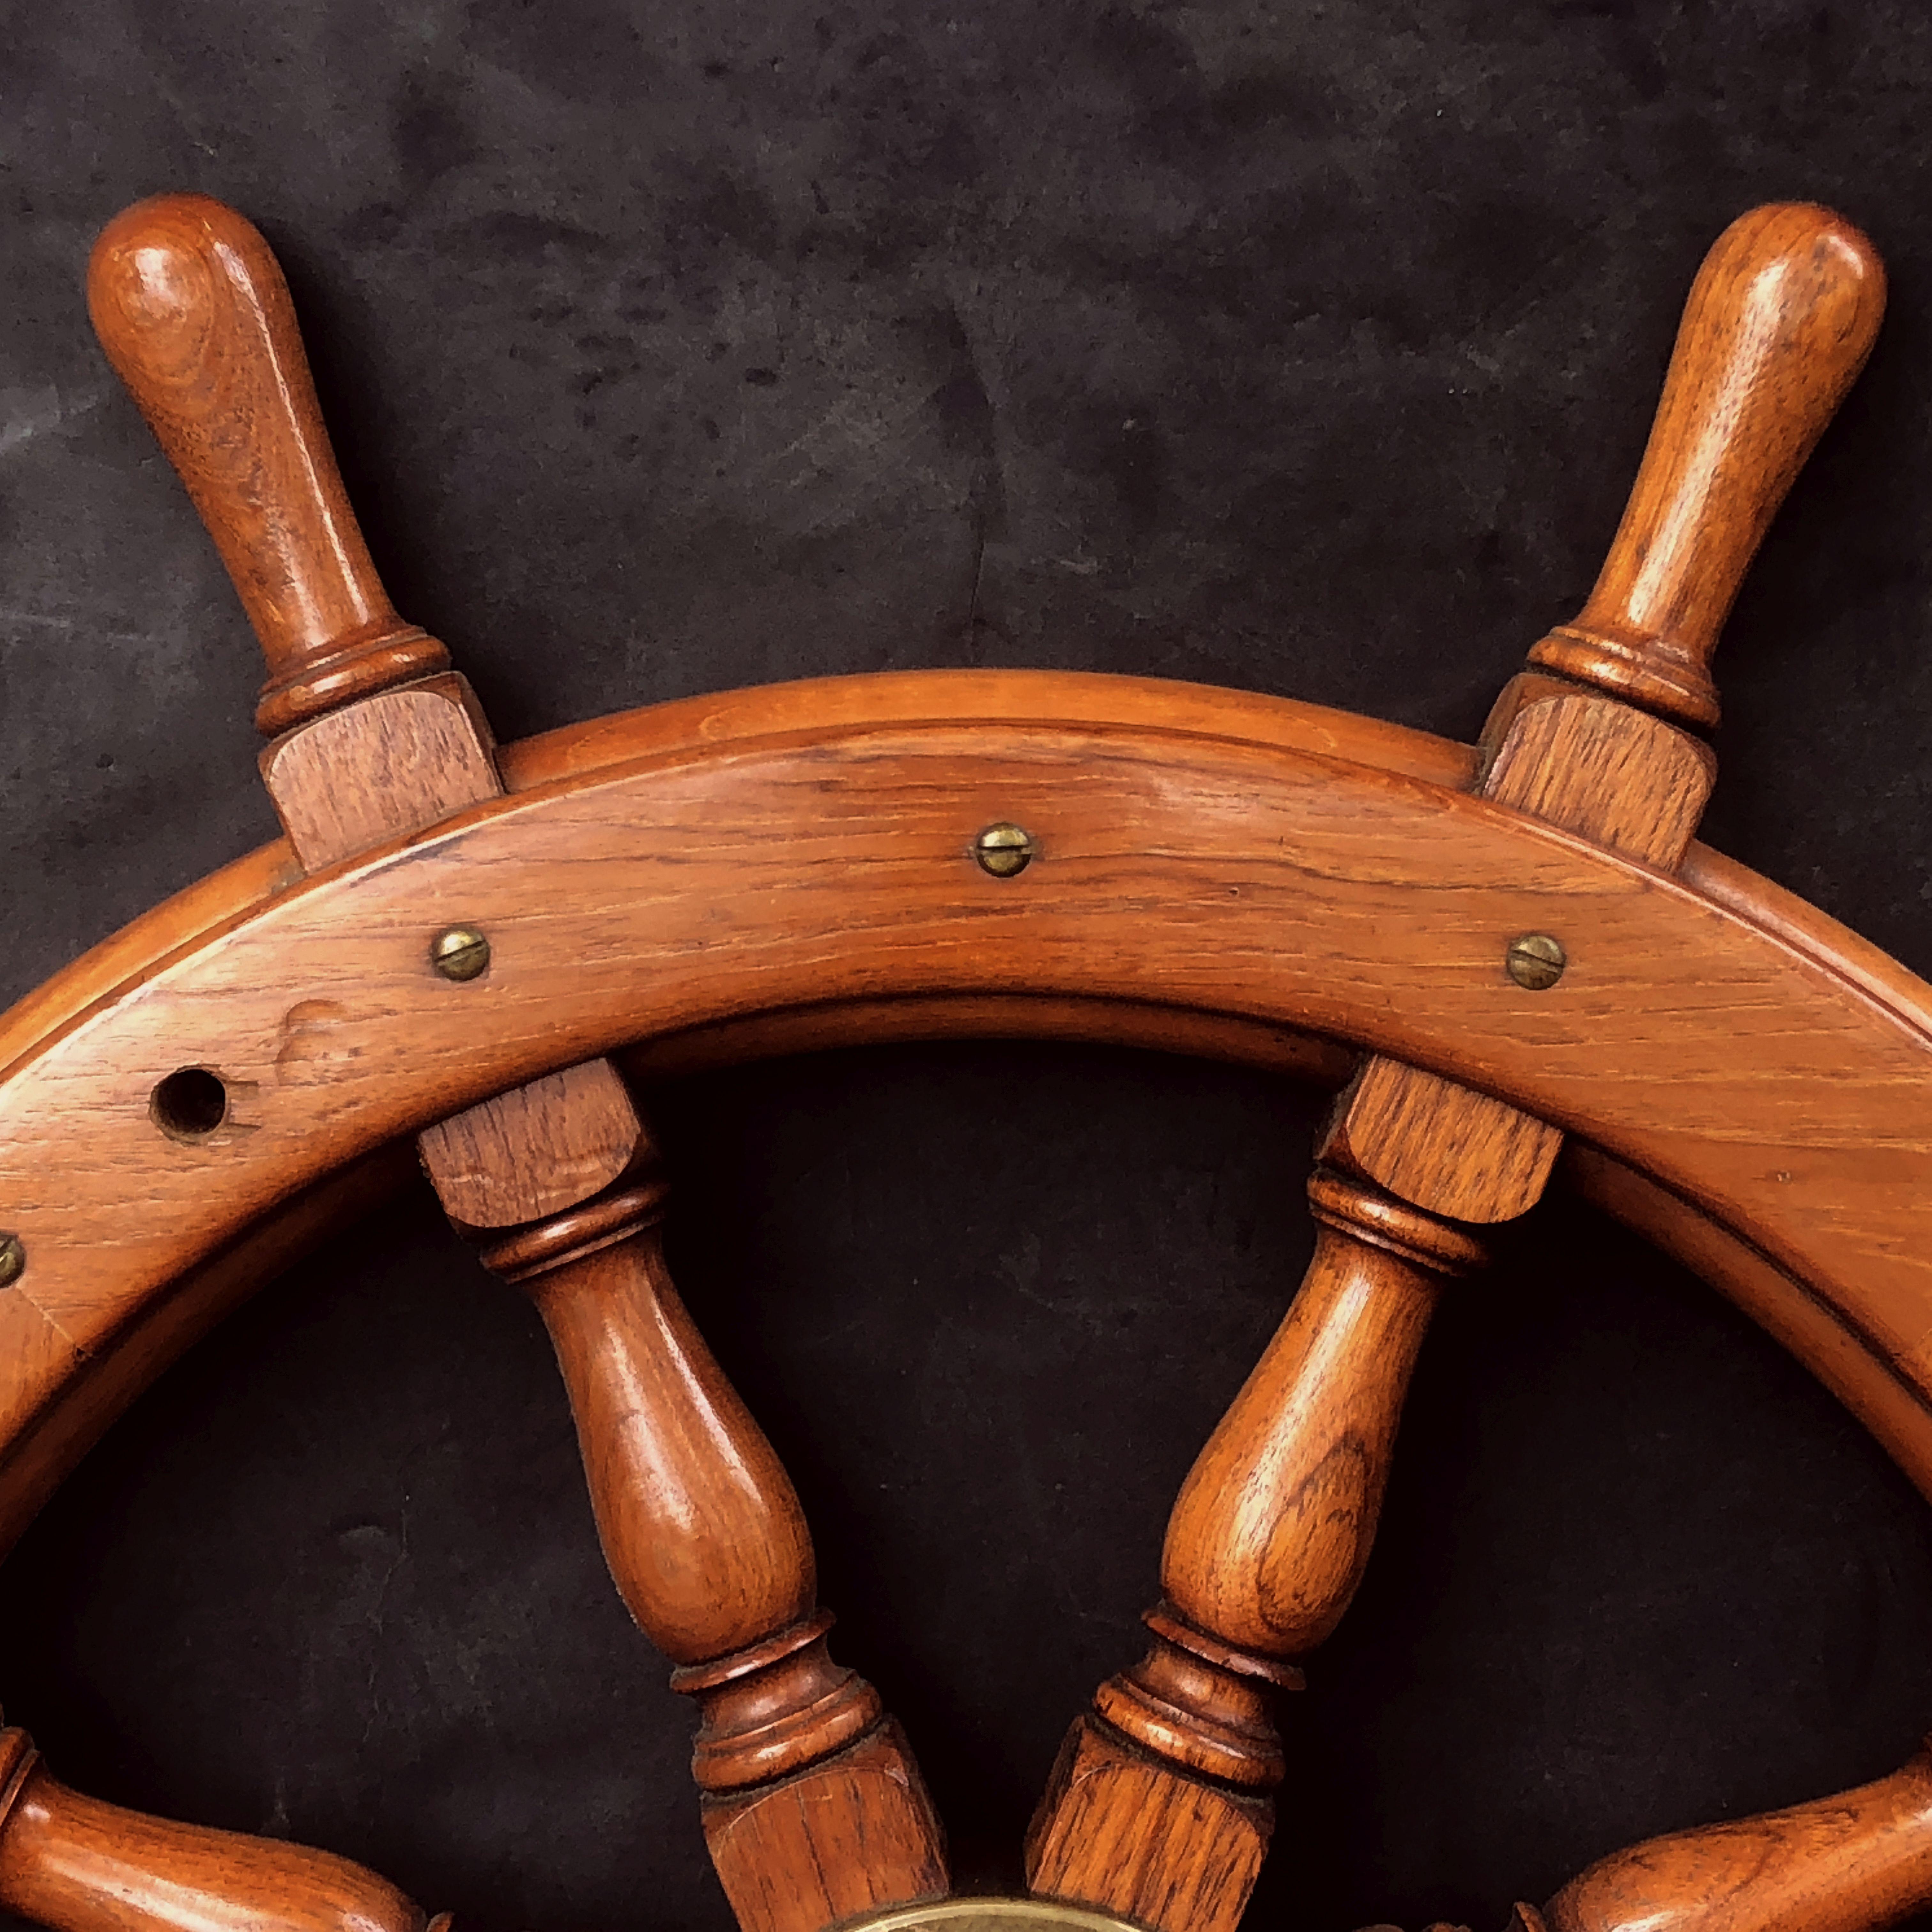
[150,1067,229,1141]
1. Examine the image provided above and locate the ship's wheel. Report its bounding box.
[0,192,1921,1932]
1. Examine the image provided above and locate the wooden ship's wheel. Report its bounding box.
[0,191,1921,1932]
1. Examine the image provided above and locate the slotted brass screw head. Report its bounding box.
[431,925,492,982]
[975,823,1035,878]
[1506,932,1566,991]
[0,1234,24,1290]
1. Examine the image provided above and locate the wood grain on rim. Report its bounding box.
[3,675,1932,1542]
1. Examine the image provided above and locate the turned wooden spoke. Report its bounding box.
[0,1722,440,1932]
[1513,1745,1932,1932]
[1025,202,1885,1932]
[88,196,452,740]
[88,194,945,1932]
[1154,1177,1486,1667]
[89,197,499,867]
[418,1070,947,1932]
[1527,201,1886,732]
[1024,1177,1486,1932]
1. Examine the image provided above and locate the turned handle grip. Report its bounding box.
[1159,1174,1484,1659]
[1531,202,1884,729]
[0,1755,430,1932]
[1543,1747,1932,1932]
[87,193,448,737]
[505,1199,818,1667]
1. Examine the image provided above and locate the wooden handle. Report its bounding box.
[1025,1174,1486,1932]
[503,1192,820,1673]
[504,1200,909,1794]
[1541,1746,1932,1932]
[1530,202,1884,729]
[419,1063,949,1932]
[0,1731,434,1932]
[419,1063,820,1680]
[1158,1174,1483,1660]
[87,193,448,737]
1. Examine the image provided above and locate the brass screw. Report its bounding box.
[0,1234,23,1291]
[975,823,1035,878]
[1506,932,1566,991]
[430,925,492,982]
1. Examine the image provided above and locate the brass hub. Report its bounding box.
[849,1903,1143,1932]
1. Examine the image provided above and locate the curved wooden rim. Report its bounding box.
[5,669,1932,1550]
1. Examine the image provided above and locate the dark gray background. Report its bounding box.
[5,4,1932,1930]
